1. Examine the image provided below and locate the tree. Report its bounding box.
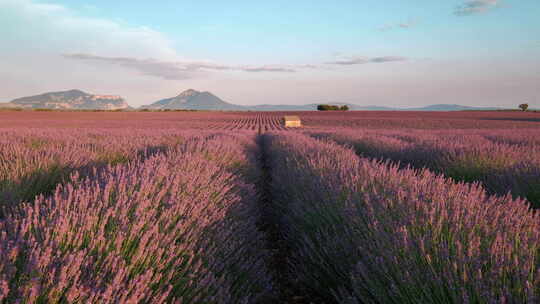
[519,103,529,112]
[318,104,336,111]
[318,104,348,111]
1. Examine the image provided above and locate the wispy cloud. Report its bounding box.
[326,56,408,65]
[1,0,179,59]
[64,54,198,79]
[67,52,407,78]
[242,66,296,73]
[454,0,500,16]
[64,53,301,79]
[377,20,417,32]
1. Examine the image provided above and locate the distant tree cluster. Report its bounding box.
[519,103,529,112]
[317,104,349,111]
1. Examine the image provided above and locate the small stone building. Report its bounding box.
[283,115,302,128]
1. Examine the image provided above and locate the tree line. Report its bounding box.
[317,104,349,111]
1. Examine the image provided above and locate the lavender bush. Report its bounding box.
[0,134,272,303]
[0,128,233,214]
[0,129,179,210]
[310,129,540,207]
[1,120,538,303]
[266,132,540,303]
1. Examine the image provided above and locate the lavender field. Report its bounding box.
[1,111,540,303]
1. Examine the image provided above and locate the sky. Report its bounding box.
[0,0,539,108]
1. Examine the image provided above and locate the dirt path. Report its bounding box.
[255,133,327,304]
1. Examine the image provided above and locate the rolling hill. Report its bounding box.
[141,89,245,111]
[3,89,130,110]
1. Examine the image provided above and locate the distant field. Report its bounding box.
[1,111,539,303]
[0,110,540,129]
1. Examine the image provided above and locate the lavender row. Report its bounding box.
[0,133,272,303]
[265,132,540,303]
[309,129,540,208]
[0,128,229,213]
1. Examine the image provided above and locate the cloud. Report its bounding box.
[377,20,417,32]
[64,53,302,78]
[67,52,406,76]
[241,66,296,73]
[454,0,500,16]
[63,54,200,80]
[326,56,408,65]
[0,0,178,59]
[2,0,306,80]
[64,52,409,77]
[0,0,406,87]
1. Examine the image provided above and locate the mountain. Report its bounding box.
[142,89,245,110]
[246,103,502,111]
[142,91,507,111]
[248,103,396,111]
[249,104,316,111]
[402,104,501,111]
[240,101,500,111]
[0,102,19,108]
[5,89,130,110]
[143,95,400,111]
[2,89,510,111]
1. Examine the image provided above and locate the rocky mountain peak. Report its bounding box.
[177,89,200,98]
[8,89,129,110]
[143,90,243,110]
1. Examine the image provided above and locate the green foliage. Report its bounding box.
[317,104,350,111]
[97,152,130,166]
[24,138,49,150]
[1,164,70,207]
[526,184,540,209]
[519,103,529,111]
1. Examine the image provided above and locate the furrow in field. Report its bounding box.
[254,134,315,303]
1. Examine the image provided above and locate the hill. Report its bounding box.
[245,103,499,111]
[402,104,500,111]
[142,89,245,111]
[5,89,130,110]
